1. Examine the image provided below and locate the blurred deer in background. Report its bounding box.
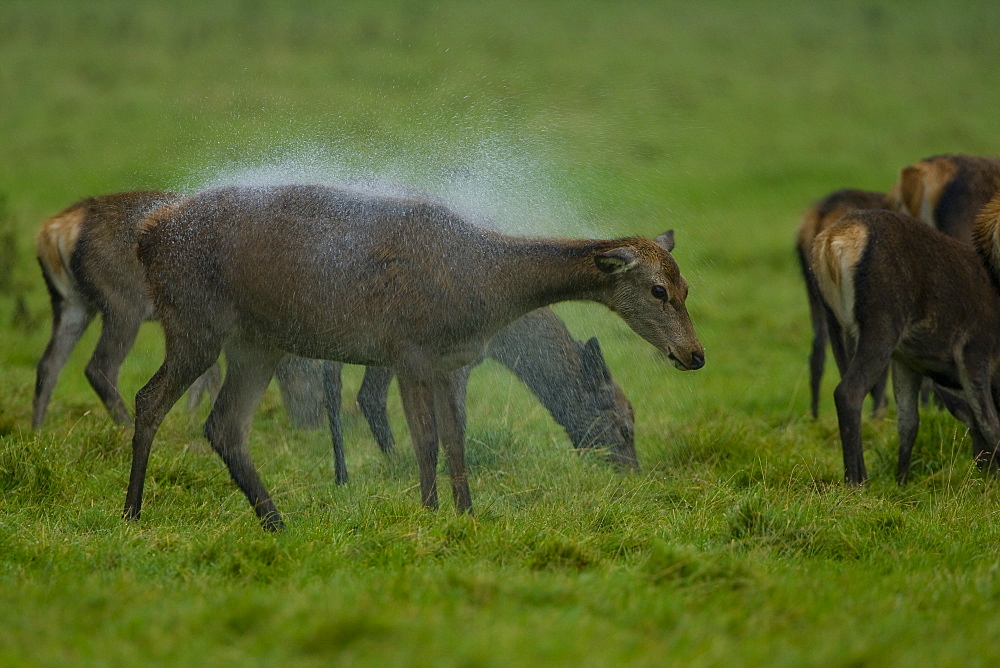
[31,191,224,428]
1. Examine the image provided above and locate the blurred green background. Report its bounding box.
[4,1,1000,665]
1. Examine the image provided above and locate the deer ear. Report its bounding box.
[595,247,638,274]
[654,230,675,252]
[579,337,612,383]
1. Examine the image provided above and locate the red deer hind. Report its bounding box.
[812,206,1000,484]
[128,184,704,529]
[319,309,637,485]
[795,188,889,418]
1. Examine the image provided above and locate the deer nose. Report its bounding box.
[690,352,705,370]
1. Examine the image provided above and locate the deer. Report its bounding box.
[31,190,335,430]
[886,153,1000,245]
[795,188,889,418]
[33,191,635,475]
[318,308,636,482]
[811,206,1000,485]
[31,190,225,428]
[126,183,704,530]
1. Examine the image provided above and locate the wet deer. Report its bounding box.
[812,206,1000,484]
[32,191,226,428]
[795,188,889,418]
[128,184,704,529]
[34,192,634,474]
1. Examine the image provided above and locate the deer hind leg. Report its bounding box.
[203,340,285,531]
[358,366,396,454]
[806,276,829,419]
[320,360,348,485]
[892,361,923,484]
[833,334,894,485]
[827,311,888,419]
[434,367,472,513]
[85,312,143,426]
[397,372,439,509]
[957,360,1000,472]
[33,295,94,428]
[124,330,224,523]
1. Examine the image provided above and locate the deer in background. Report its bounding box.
[795,188,888,419]
[32,191,225,428]
[812,206,1000,484]
[128,184,704,529]
[887,153,1000,244]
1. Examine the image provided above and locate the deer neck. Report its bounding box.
[488,235,619,314]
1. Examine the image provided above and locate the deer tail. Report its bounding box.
[35,204,87,300]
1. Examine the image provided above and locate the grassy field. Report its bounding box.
[4,0,1000,665]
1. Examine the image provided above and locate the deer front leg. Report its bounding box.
[397,372,439,509]
[204,341,284,531]
[892,361,922,484]
[957,361,1000,472]
[434,367,472,513]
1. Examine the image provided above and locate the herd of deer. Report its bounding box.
[28,153,1000,530]
[799,154,1000,485]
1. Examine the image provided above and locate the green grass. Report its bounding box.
[4,0,1000,664]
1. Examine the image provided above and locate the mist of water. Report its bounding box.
[176,129,597,239]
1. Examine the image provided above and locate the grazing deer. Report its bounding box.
[32,191,224,428]
[344,308,636,468]
[887,154,1000,244]
[128,184,704,529]
[795,188,888,418]
[281,319,638,488]
[812,207,1000,484]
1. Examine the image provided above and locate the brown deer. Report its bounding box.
[333,308,636,475]
[795,189,889,418]
[286,311,636,486]
[128,184,704,529]
[887,154,1000,244]
[812,207,1000,484]
[31,191,225,428]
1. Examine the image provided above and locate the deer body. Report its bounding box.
[129,184,703,529]
[795,188,888,418]
[812,208,1000,484]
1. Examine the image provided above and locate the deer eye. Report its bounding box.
[651,285,668,300]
